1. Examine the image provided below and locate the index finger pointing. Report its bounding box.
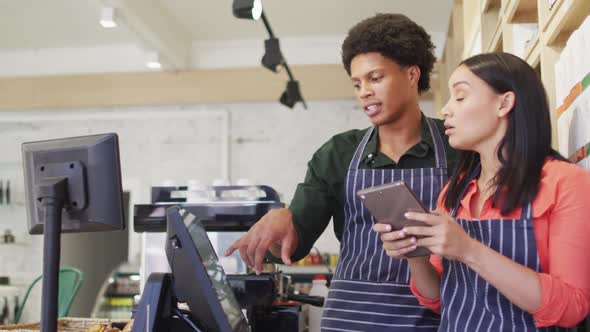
[224,246,237,257]
[224,241,240,256]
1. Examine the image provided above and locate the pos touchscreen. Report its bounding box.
[165,206,249,332]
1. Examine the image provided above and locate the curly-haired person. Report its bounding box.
[226,13,458,331]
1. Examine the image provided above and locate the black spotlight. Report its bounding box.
[280,80,307,109]
[233,0,262,20]
[231,1,307,110]
[261,38,283,72]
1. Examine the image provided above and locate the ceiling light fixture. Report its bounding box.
[231,1,307,109]
[99,6,117,28]
[145,52,162,70]
[232,0,263,21]
[261,38,283,72]
[280,80,307,109]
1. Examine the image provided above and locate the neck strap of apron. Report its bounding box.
[347,126,375,172]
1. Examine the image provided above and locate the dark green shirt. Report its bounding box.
[288,115,458,261]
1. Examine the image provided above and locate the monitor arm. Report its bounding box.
[35,177,67,332]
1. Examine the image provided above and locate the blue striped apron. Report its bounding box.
[439,166,577,332]
[322,118,448,331]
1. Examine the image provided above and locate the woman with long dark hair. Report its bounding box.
[374,52,590,330]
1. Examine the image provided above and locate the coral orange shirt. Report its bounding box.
[410,159,590,327]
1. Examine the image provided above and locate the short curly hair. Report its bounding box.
[342,13,436,94]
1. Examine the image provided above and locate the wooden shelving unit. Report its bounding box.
[486,18,504,52]
[482,0,503,52]
[434,1,464,118]
[541,0,590,46]
[524,33,541,67]
[481,0,495,14]
[462,0,482,59]
[503,0,538,23]
[434,0,590,149]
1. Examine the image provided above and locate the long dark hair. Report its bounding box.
[444,52,566,215]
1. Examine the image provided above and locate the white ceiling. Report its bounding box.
[163,0,454,41]
[0,0,453,75]
[0,0,135,49]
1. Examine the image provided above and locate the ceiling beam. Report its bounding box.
[0,64,358,110]
[106,0,193,69]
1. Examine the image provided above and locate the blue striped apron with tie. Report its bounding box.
[439,165,577,332]
[322,118,448,331]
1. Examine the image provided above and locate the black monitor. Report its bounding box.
[22,133,125,234]
[165,206,249,332]
[21,133,125,332]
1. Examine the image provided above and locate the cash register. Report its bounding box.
[132,186,325,332]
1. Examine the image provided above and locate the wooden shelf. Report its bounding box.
[463,22,482,59]
[438,0,590,150]
[482,0,502,13]
[542,0,590,46]
[0,241,31,247]
[486,19,504,52]
[463,0,483,59]
[481,0,491,13]
[524,34,541,67]
[482,0,503,53]
[504,0,538,23]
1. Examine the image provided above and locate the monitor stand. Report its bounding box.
[132,273,198,332]
[37,177,67,332]
[34,161,87,332]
